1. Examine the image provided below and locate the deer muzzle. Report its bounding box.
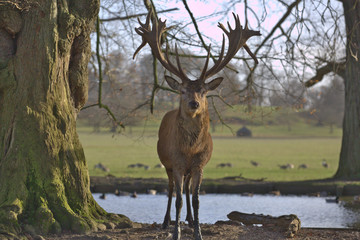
[189,100,200,110]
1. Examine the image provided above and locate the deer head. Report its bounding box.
[133,11,261,117]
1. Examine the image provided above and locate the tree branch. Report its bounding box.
[305,60,346,87]
[100,8,179,22]
[210,97,235,135]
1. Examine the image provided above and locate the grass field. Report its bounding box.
[78,121,342,181]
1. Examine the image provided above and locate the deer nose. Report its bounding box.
[189,100,199,109]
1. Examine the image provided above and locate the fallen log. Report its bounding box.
[227,211,301,238]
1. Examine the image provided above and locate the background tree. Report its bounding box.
[334,0,360,178]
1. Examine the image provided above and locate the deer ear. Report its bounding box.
[165,75,181,91]
[205,77,223,91]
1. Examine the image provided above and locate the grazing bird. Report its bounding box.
[99,193,106,200]
[127,163,150,170]
[154,163,165,168]
[135,163,145,168]
[322,159,329,168]
[250,160,259,167]
[278,164,288,170]
[133,10,260,240]
[94,163,110,172]
[216,163,233,168]
[278,164,294,170]
[298,164,308,169]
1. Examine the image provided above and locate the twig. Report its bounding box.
[210,97,234,135]
[100,8,179,22]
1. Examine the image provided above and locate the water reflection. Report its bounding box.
[94,193,360,228]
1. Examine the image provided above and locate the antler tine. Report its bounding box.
[163,43,189,82]
[203,13,261,80]
[174,44,189,82]
[218,35,226,62]
[199,44,211,81]
[243,44,259,64]
[133,10,190,82]
[138,10,151,29]
[133,11,152,59]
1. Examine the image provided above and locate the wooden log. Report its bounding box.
[227,211,301,238]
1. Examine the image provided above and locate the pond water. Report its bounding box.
[94,193,360,228]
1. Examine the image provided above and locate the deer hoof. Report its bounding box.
[172,226,181,240]
[186,215,194,227]
[162,221,169,229]
[194,229,203,240]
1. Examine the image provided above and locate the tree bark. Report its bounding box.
[335,0,360,179]
[0,1,131,239]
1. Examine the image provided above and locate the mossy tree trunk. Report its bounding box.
[335,0,360,179]
[0,1,131,239]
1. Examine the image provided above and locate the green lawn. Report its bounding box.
[78,124,341,181]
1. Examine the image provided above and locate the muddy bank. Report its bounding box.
[90,176,360,196]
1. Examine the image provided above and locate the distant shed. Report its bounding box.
[236,126,252,137]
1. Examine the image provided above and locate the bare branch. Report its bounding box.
[305,60,346,87]
[100,8,179,22]
[210,97,235,135]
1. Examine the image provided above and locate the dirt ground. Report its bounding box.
[46,222,360,240]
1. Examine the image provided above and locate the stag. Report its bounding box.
[133,11,260,240]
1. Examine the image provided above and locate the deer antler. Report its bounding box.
[201,13,261,81]
[133,11,261,83]
[133,10,190,82]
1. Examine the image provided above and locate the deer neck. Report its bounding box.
[177,102,210,147]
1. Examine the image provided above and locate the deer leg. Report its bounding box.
[184,174,194,227]
[192,169,203,240]
[162,169,174,229]
[173,171,184,240]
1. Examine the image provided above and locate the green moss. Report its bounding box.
[0,207,22,238]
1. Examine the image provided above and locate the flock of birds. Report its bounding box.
[217,159,330,170]
[126,163,164,170]
[99,187,167,200]
[276,159,329,170]
[94,162,165,173]
[95,159,330,174]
